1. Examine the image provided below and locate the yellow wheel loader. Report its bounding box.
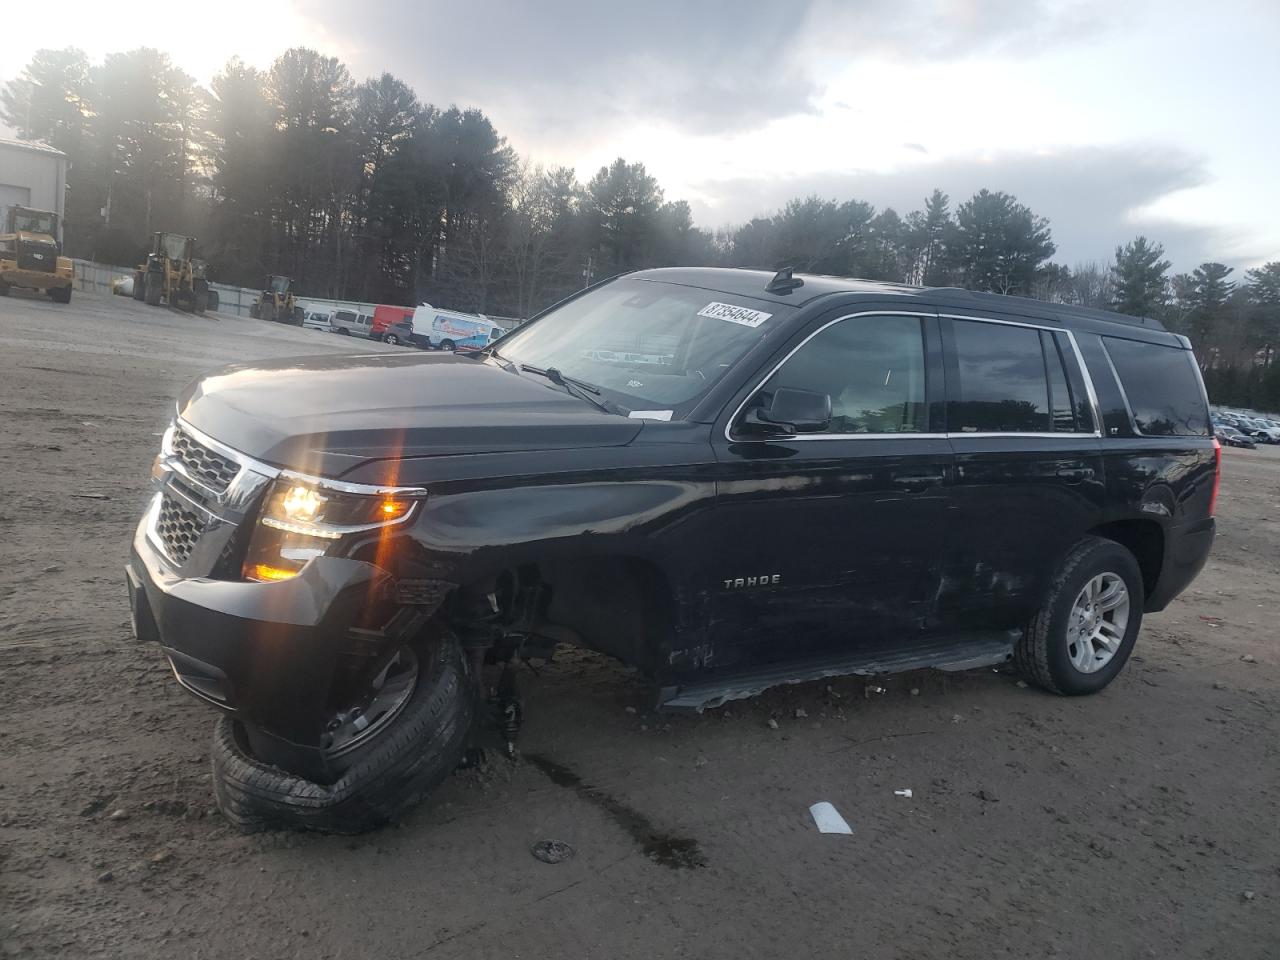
[249,275,304,324]
[0,206,75,303]
[131,232,212,314]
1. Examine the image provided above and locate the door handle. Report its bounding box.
[1056,467,1094,483]
[893,473,946,490]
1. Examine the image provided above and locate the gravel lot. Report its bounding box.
[2,289,1278,959]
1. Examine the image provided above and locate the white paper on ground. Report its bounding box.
[894,788,913,798]
[809,801,852,834]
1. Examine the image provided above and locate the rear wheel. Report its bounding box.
[384,333,400,345]
[50,285,72,304]
[131,272,145,301]
[144,274,162,306]
[211,628,473,834]
[1016,536,1144,695]
[440,339,455,352]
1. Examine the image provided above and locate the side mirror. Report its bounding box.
[740,387,832,435]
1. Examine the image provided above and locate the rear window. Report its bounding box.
[1103,337,1209,436]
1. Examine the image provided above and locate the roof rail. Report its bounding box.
[765,266,805,294]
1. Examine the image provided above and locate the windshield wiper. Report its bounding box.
[520,364,618,414]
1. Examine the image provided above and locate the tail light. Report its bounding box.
[1209,438,1221,517]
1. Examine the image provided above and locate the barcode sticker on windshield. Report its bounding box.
[697,302,772,328]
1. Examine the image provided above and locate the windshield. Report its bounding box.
[14,210,56,235]
[159,235,191,260]
[269,276,290,294]
[494,278,789,414]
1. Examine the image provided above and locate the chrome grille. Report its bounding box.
[156,494,206,564]
[172,428,240,493]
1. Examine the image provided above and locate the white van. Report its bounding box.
[409,304,504,351]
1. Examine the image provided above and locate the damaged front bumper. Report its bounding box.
[127,510,395,777]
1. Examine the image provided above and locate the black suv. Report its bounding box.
[126,268,1218,832]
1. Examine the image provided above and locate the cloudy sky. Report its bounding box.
[5,0,1278,270]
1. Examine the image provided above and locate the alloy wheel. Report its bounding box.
[1067,572,1130,673]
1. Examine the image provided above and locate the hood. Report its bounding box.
[177,352,643,477]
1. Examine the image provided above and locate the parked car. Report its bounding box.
[330,309,375,337]
[1215,424,1256,448]
[381,319,414,346]
[301,311,331,332]
[1234,417,1280,443]
[126,267,1218,832]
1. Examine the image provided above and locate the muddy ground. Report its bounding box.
[1,289,1277,959]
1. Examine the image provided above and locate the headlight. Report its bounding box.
[243,476,423,582]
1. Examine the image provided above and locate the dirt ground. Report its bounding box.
[1,289,1277,960]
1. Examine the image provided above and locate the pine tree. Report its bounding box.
[1109,236,1170,317]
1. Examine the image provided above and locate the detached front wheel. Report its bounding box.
[1016,536,1144,695]
[211,627,473,834]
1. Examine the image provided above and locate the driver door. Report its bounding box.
[706,309,954,675]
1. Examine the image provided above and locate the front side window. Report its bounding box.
[949,320,1052,433]
[495,278,794,413]
[758,315,928,434]
[1104,336,1209,436]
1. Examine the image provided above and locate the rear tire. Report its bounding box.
[1016,536,1144,695]
[440,339,455,352]
[50,285,71,304]
[144,274,162,306]
[131,272,145,301]
[211,629,473,834]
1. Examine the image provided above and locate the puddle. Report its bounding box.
[525,753,706,869]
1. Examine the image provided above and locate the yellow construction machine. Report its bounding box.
[131,232,213,314]
[0,206,74,302]
[250,275,304,324]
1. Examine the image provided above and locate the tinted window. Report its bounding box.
[1042,331,1077,432]
[949,320,1050,433]
[1104,337,1209,436]
[762,315,928,434]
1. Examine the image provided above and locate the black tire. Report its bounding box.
[0,281,9,296]
[207,290,219,312]
[293,306,305,324]
[440,339,455,352]
[384,333,400,345]
[337,327,350,335]
[131,272,145,301]
[211,630,473,834]
[1016,536,1144,696]
[250,302,260,319]
[194,289,208,315]
[144,274,162,306]
[50,285,71,304]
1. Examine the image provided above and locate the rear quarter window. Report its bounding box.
[1103,337,1209,437]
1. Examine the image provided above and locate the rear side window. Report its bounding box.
[948,321,1045,432]
[1103,337,1209,436]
